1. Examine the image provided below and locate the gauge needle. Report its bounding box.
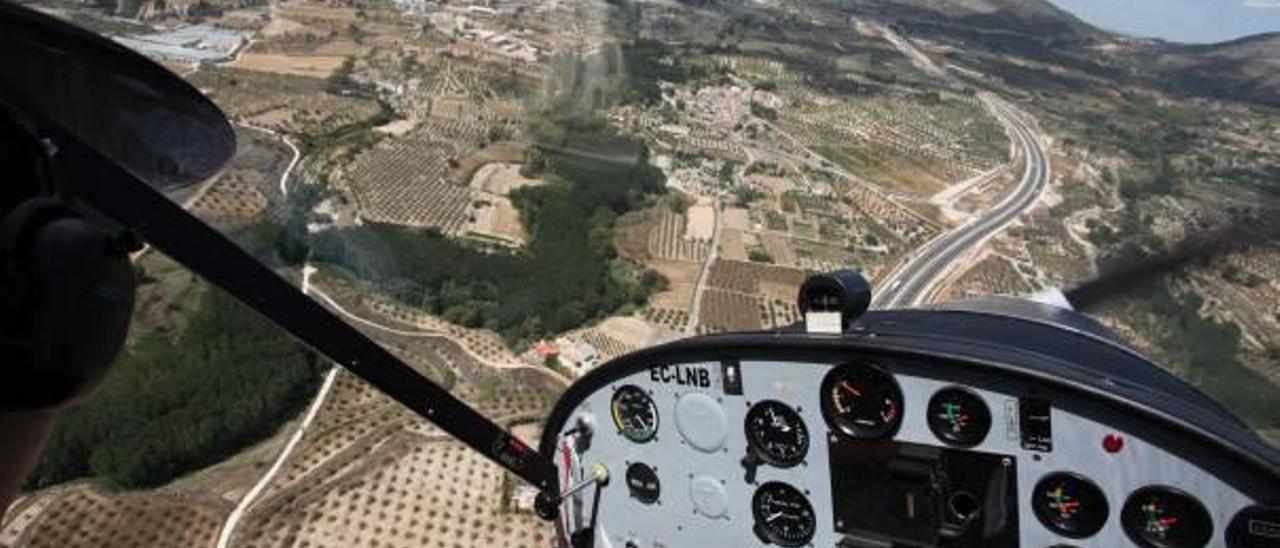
[768,409,793,431]
[839,381,861,397]
[766,511,784,522]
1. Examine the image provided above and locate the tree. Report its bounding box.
[640,269,668,292]
[751,103,777,121]
[718,160,740,183]
[29,288,320,490]
[520,147,546,177]
[309,124,668,344]
[733,185,763,206]
[327,57,356,94]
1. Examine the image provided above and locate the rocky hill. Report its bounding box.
[855,0,1102,40]
[853,0,1280,106]
[1146,33,1280,106]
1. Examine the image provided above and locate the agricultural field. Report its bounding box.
[235,435,552,548]
[939,252,1035,302]
[638,258,701,331]
[224,271,565,547]
[696,260,808,333]
[187,127,293,227]
[190,67,385,138]
[707,260,811,302]
[26,0,1255,546]
[317,272,528,369]
[463,162,542,246]
[646,208,712,262]
[555,316,677,374]
[791,92,1007,196]
[2,486,224,548]
[337,119,483,231]
[232,52,348,78]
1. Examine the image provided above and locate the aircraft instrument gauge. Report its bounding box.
[745,400,809,467]
[611,385,658,443]
[625,462,661,504]
[1121,486,1213,548]
[821,363,904,439]
[1032,472,1110,538]
[927,387,992,447]
[751,481,816,547]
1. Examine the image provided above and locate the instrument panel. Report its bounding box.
[549,355,1277,547]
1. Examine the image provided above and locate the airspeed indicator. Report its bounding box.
[611,385,658,443]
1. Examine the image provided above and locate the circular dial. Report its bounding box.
[752,482,816,547]
[821,363,904,439]
[1032,472,1110,538]
[625,462,661,504]
[1121,486,1213,548]
[1227,505,1280,548]
[745,400,809,467]
[926,387,992,447]
[611,385,658,443]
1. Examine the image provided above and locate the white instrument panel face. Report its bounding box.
[554,358,1263,548]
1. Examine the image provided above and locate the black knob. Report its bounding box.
[533,491,559,521]
[742,452,761,484]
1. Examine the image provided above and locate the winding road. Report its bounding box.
[215,123,316,548]
[873,94,1051,309]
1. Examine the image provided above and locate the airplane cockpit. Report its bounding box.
[538,272,1280,547]
[0,4,1277,548]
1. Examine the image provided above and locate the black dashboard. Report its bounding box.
[537,300,1280,548]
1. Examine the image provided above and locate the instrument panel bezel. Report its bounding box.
[538,313,1280,504]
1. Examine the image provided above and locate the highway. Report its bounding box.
[873,94,1050,309]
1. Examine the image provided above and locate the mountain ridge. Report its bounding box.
[857,0,1280,105]
[861,0,1104,39]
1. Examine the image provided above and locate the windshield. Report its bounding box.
[3,0,1279,545]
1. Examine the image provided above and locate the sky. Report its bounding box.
[1046,0,1280,43]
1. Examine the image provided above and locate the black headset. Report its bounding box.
[0,101,139,413]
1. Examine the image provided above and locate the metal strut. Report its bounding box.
[55,126,555,492]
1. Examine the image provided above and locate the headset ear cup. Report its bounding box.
[0,198,67,354]
[0,197,67,257]
[1,212,136,412]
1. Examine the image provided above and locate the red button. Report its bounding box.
[1102,434,1124,454]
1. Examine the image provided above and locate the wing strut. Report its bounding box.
[57,129,553,492]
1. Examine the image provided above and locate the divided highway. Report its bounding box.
[874,95,1050,309]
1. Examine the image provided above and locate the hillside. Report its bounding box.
[854,0,1103,40]
[877,0,1087,25]
[849,0,1280,106]
[1147,33,1280,106]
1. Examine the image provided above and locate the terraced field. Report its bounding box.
[783,92,1007,195]
[707,259,811,301]
[841,183,940,246]
[4,486,224,548]
[191,68,383,137]
[186,127,293,227]
[340,120,486,230]
[229,329,557,548]
[646,209,712,262]
[236,435,551,548]
[698,288,762,333]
